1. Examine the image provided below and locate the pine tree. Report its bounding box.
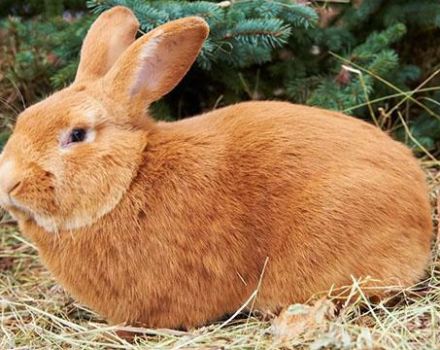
[1,0,439,152]
[77,1,318,70]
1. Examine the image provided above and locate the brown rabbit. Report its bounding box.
[0,6,432,329]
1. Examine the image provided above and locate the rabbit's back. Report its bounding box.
[151,100,431,307]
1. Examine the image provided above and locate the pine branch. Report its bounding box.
[86,0,316,69]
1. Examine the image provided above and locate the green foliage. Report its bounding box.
[0,8,91,150]
[306,23,407,110]
[87,0,317,70]
[50,15,94,88]
[0,0,439,154]
[0,17,67,106]
[0,0,86,17]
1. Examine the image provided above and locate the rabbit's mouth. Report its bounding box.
[1,196,59,232]
[2,199,34,223]
[7,202,59,233]
[5,193,124,233]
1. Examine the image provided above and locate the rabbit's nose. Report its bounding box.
[0,159,22,196]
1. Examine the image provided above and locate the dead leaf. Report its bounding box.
[335,67,352,86]
[270,298,335,345]
[317,6,342,28]
[0,256,14,271]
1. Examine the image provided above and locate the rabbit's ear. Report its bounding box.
[103,17,209,109]
[75,6,139,83]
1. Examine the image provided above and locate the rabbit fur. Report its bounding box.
[0,6,432,328]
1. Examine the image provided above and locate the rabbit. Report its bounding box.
[0,6,432,329]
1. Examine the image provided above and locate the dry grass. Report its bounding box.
[0,166,438,350]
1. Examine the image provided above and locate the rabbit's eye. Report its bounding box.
[69,128,87,143]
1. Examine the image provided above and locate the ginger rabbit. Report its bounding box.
[0,6,432,328]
